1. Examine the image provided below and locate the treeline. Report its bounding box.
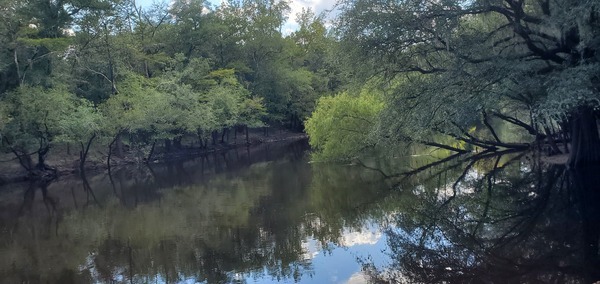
[0,0,343,176]
[5,0,598,178]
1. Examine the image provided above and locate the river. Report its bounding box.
[0,139,598,283]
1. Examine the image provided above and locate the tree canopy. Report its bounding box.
[0,0,342,176]
[306,0,600,167]
[2,0,600,176]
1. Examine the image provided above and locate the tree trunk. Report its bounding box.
[570,165,600,275]
[32,144,56,179]
[10,148,33,172]
[36,145,50,171]
[107,132,118,173]
[560,119,570,153]
[197,130,204,149]
[146,140,156,163]
[164,139,172,153]
[173,137,182,149]
[79,134,96,173]
[198,136,204,149]
[115,133,124,158]
[543,126,562,155]
[568,106,600,168]
[245,126,249,144]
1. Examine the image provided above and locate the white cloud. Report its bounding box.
[344,272,368,284]
[340,229,382,247]
[301,240,320,260]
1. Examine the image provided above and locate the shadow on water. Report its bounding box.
[363,152,600,284]
[99,139,310,209]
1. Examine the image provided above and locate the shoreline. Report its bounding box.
[0,132,308,186]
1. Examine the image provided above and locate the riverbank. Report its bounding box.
[0,128,307,185]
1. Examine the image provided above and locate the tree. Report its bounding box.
[336,0,600,167]
[24,0,113,38]
[203,69,250,143]
[157,56,214,147]
[167,0,212,59]
[214,0,296,126]
[207,85,241,143]
[67,0,130,102]
[239,96,267,143]
[305,89,384,161]
[0,0,116,94]
[0,0,25,93]
[0,0,342,175]
[57,99,103,172]
[0,86,75,175]
[100,73,176,162]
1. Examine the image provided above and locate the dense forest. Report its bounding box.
[0,0,343,178]
[1,0,599,180]
[306,0,600,169]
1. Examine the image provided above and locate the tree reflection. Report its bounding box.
[4,140,593,283]
[365,155,600,283]
[0,140,392,283]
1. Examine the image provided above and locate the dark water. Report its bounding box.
[0,140,598,283]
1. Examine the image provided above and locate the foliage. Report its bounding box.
[0,86,74,153]
[0,0,345,171]
[305,89,384,160]
[333,0,600,165]
[56,99,103,145]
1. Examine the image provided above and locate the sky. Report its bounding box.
[135,0,337,34]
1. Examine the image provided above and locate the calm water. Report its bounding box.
[0,140,598,283]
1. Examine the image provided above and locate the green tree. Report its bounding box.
[337,0,600,167]
[100,73,175,161]
[67,0,131,102]
[0,0,344,175]
[305,89,384,160]
[0,86,75,174]
[56,99,103,171]
[167,0,212,59]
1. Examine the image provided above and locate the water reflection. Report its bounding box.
[366,155,600,284]
[0,140,389,283]
[1,142,598,283]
